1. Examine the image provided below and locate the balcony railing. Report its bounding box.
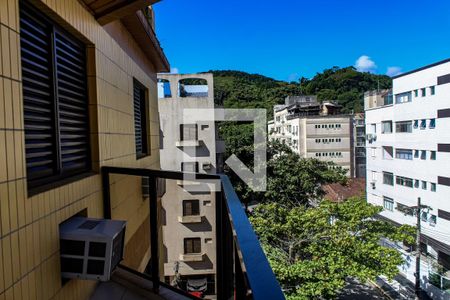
[102,166,284,300]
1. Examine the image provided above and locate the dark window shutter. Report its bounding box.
[54,30,90,175]
[20,7,56,183]
[134,80,148,157]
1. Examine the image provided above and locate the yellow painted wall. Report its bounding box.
[0,0,162,298]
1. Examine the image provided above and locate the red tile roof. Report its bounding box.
[322,178,366,202]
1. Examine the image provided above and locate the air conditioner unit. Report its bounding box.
[202,162,212,170]
[366,133,377,143]
[370,181,376,189]
[59,217,126,281]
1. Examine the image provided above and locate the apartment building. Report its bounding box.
[353,113,366,178]
[269,96,353,176]
[0,0,171,298]
[365,59,450,292]
[158,73,224,298]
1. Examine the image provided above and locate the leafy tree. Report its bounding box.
[250,197,415,300]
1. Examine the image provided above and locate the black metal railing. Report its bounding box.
[101,166,285,300]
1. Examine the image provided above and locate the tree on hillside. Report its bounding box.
[250,197,415,300]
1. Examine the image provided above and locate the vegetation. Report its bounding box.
[250,197,415,299]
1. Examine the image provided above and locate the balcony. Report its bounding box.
[176,140,202,147]
[101,166,284,300]
[178,215,203,223]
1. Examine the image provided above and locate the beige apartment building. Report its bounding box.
[0,0,170,298]
[269,96,353,176]
[157,73,224,298]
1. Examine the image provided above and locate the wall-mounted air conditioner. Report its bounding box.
[366,133,377,143]
[370,181,376,189]
[59,217,126,281]
[202,162,212,170]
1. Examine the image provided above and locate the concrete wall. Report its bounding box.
[0,0,163,298]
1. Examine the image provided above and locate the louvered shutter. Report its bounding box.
[134,80,148,157]
[20,7,56,184]
[54,30,90,175]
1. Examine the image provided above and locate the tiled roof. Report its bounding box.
[322,178,366,202]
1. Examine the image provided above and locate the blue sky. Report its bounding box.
[153,0,450,81]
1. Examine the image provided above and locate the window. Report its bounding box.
[21,3,91,190]
[395,121,412,133]
[420,119,426,129]
[395,149,413,160]
[422,181,427,190]
[414,90,419,97]
[183,200,200,216]
[382,146,393,160]
[414,150,419,158]
[383,172,394,186]
[181,162,199,173]
[395,91,412,104]
[383,197,394,211]
[421,211,428,222]
[180,124,198,141]
[134,79,149,158]
[431,183,436,192]
[396,176,414,188]
[421,150,426,160]
[430,86,435,95]
[382,121,393,134]
[414,180,420,188]
[429,119,436,129]
[184,238,201,254]
[429,215,437,226]
[421,88,426,97]
[413,120,419,129]
[431,151,436,160]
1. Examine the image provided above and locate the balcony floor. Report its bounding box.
[90,266,195,300]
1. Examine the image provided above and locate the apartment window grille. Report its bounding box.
[431,151,436,160]
[396,176,414,188]
[382,121,393,134]
[414,180,420,188]
[183,200,200,216]
[430,86,435,95]
[383,172,394,186]
[421,88,426,97]
[184,238,201,254]
[422,181,427,190]
[421,150,426,160]
[420,119,426,129]
[180,124,198,141]
[383,197,394,211]
[395,91,412,104]
[134,79,149,158]
[181,162,199,173]
[431,183,436,192]
[429,119,436,129]
[414,90,419,97]
[414,150,419,158]
[395,149,413,160]
[395,121,412,133]
[20,2,90,190]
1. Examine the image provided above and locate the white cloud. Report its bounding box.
[386,66,402,77]
[354,55,377,73]
[170,67,179,74]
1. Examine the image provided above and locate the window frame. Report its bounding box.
[182,200,200,216]
[133,78,150,159]
[184,237,201,254]
[383,172,394,186]
[383,196,394,211]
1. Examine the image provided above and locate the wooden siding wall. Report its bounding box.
[0,0,161,299]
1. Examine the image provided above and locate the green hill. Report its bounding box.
[210,67,392,117]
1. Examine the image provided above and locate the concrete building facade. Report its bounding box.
[365,59,450,294]
[158,73,224,298]
[353,113,366,178]
[269,96,353,176]
[0,0,170,298]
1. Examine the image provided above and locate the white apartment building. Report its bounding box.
[269,96,353,176]
[365,59,450,290]
[158,73,224,298]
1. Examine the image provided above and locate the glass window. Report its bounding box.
[180,124,198,141]
[395,91,412,104]
[414,90,419,97]
[429,119,436,129]
[383,172,394,186]
[421,211,428,222]
[395,149,413,160]
[414,150,419,158]
[396,176,414,188]
[183,200,200,216]
[413,120,419,129]
[421,150,426,160]
[414,179,420,188]
[382,121,393,134]
[383,197,394,211]
[429,215,437,226]
[430,86,435,95]
[430,151,436,160]
[422,181,427,190]
[431,183,436,192]
[181,162,199,173]
[395,121,412,133]
[184,238,201,254]
[420,119,426,129]
[421,88,426,97]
